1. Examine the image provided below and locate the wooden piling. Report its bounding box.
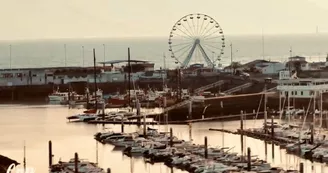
[170,128,173,147]
[247,147,251,171]
[107,168,111,173]
[137,99,141,126]
[48,141,52,168]
[240,110,244,158]
[204,136,208,159]
[188,100,192,120]
[310,123,314,144]
[271,116,275,159]
[264,141,267,161]
[121,119,124,133]
[299,162,304,173]
[74,152,78,173]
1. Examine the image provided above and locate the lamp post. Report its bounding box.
[103,44,106,67]
[64,44,67,67]
[9,44,12,70]
[82,46,85,67]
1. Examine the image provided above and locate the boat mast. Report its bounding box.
[96,140,98,166]
[262,28,265,61]
[128,48,131,108]
[93,48,98,111]
[23,140,26,172]
[163,53,166,88]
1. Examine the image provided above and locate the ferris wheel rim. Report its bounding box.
[168,13,225,68]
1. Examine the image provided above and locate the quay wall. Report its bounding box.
[163,95,280,122]
[0,75,253,101]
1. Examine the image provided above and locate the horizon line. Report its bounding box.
[0,32,326,42]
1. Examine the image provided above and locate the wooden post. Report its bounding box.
[247,147,251,171]
[102,102,105,120]
[240,110,244,158]
[74,152,79,173]
[143,113,146,138]
[271,116,274,138]
[188,123,192,141]
[271,116,275,159]
[137,99,141,126]
[310,123,314,144]
[204,136,208,159]
[188,100,192,120]
[299,162,304,173]
[48,141,53,168]
[107,168,111,173]
[170,128,173,147]
[121,118,124,133]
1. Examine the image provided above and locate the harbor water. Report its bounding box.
[1,103,328,173]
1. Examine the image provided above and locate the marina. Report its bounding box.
[3,2,328,173]
[1,104,328,173]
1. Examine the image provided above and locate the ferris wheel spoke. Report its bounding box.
[180,23,195,37]
[171,41,193,48]
[204,36,223,41]
[201,25,216,38]
[175,45,194,63]
[197,44,214,67]
[199,21,211,36]
[198,19,205,36]
[172,31,193,40]
[175,26,194,39]
[203,43,222,51]
[203,29,221,39]
[202,45,221,64]
[191,18,198,36]
[173,43,193,54]
[185,19,196,36]
[174,44,193,56]
[196,17,200,35]
[205,41,224,44]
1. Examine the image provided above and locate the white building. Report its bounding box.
[260,62,286,74]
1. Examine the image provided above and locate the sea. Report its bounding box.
[0,103,328,173]
[0,34,328,70]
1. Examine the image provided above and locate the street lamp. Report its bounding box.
[103,44,106,67]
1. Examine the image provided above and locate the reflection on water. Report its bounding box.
[0,104,327,173]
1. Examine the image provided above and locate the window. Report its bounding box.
[301,91,303,95]
[291,91,294,95]
[295,91,297,95]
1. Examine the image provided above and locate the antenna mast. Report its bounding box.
[93,49,98,111]
[262,28,265,60]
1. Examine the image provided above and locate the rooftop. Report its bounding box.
[98,60,150,65]
[278,78,328,84]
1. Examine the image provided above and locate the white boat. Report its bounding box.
[67,113,97,122]
[111,135,137,147]
[48,91,69,102]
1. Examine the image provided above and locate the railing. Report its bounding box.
[223,82,253,95]
[194,80,225,94]
[266,87,277,92]
[164,99,191,112]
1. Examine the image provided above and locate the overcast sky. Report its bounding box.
[1,0,328,40]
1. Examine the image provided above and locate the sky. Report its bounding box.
[1,0,328,40]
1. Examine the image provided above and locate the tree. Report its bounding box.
[230,61,242,75]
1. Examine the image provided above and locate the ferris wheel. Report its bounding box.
[168,13,225,68]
